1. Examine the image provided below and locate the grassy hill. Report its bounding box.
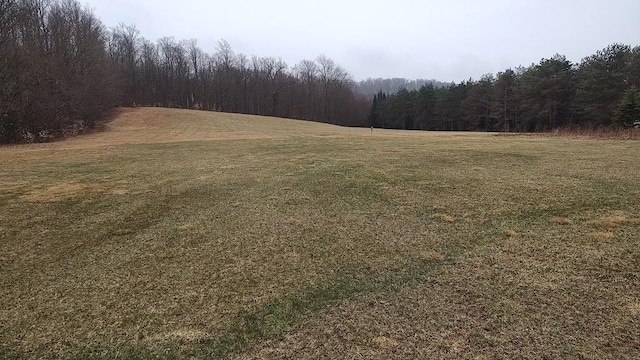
[1,108,639,359]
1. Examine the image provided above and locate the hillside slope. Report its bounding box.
[1,107,638,359]
[0,107,486,163]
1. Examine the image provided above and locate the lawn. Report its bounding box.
[1,108,639,359]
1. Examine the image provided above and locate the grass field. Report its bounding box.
[1,108,639,359]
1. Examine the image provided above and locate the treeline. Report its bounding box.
[0,0,120,143]
[370,45,640,131]
[108,28,368,127]
[3,0,638,143]
[356,78,452,96]
[0,0,368,143]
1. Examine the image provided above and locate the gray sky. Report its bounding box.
[84,0,640,82]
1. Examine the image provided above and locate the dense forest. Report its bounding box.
[370,47,640,131]
[356,78,453,96]
[107,32,369,128]
[0,0,368,143]
[1,0,639,143]
[0,0,120,143]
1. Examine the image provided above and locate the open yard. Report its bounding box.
[1,108,639,359]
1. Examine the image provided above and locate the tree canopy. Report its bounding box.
[370,45,640,132]
[1,0,638,143]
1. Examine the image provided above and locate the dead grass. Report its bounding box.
[496,126,640,140]
[245,218,639,359]
[550,217,572,225]
[178,223,198,231]
[1,107,639,359]
[628,302,640,316]
[372,336,399,349]
[502,229,518,237]
[22,183,100,203]
[586,232,615,241]
[153,329,210,343]
[431,213,455,223]
[548,126,640,140]
[0,108,492,164]
[419,251,445,261]
[587,211,637,229]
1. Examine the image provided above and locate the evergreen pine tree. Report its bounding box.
[613,86,640,127]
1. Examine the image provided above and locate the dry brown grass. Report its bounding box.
[158,329,210,343]
[502,229,518,237]
[586,232,615,241]
[587,211,637,229]
[372,336,399,349]
[419,251,445,261]
[245,217,639,359]
[495,127,640,140]
[431,213,455,223]
[548,126,640,140]
[0,107,472,164]
[22,183,101,203]
[178,223,198,231]
[1,107,639,359]
[550,216,572,225]
[628,302,640,316]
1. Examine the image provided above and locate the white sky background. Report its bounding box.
[83,0,640,82]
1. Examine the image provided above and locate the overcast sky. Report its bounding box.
[84,0,640,82]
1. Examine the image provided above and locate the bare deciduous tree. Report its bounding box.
[1,0,119,143]
[1,1,369,143]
